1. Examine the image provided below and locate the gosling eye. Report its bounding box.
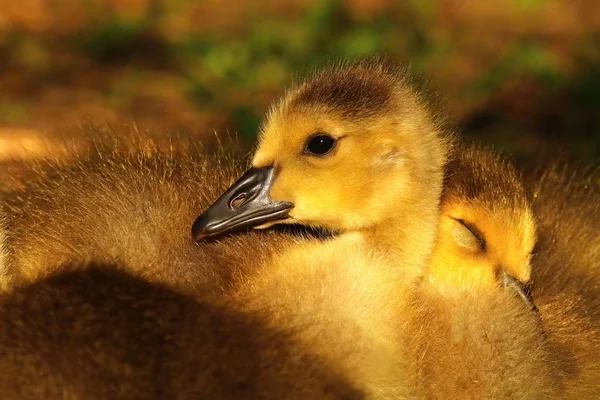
[304,133,337,156]
[452,219,486,251]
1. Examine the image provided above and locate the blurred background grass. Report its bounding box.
[0,0,599,164]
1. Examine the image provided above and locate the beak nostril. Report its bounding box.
[230,193,247,209]
[193,166,292,241]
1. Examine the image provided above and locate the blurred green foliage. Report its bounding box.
[80,18,147,61]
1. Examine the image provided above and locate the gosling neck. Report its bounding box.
[360,198,442,283]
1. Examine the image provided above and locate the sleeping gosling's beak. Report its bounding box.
[192,166,294,241]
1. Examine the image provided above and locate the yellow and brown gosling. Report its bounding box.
[190,61,455,397]
[427,145,537,307]
[403,145,551,399]
[193,60,448,281]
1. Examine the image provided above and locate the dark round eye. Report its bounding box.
[305,134,337,156]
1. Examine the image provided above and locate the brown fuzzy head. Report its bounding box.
[429,146,536,288]
[246,61,448,234]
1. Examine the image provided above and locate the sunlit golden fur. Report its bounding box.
[525,164,600,399]
[233,233,413,398]
[0,216,7,292]
[0,128,291,296]
[528,163,600,277]
[404,288,555,399]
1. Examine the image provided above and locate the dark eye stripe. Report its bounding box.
[456,219,486,249]
[305,133,336,156]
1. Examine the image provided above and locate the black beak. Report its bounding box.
[192,166,294,241]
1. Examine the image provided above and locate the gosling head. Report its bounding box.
[431,147,536,287]
[193,61,448,240]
